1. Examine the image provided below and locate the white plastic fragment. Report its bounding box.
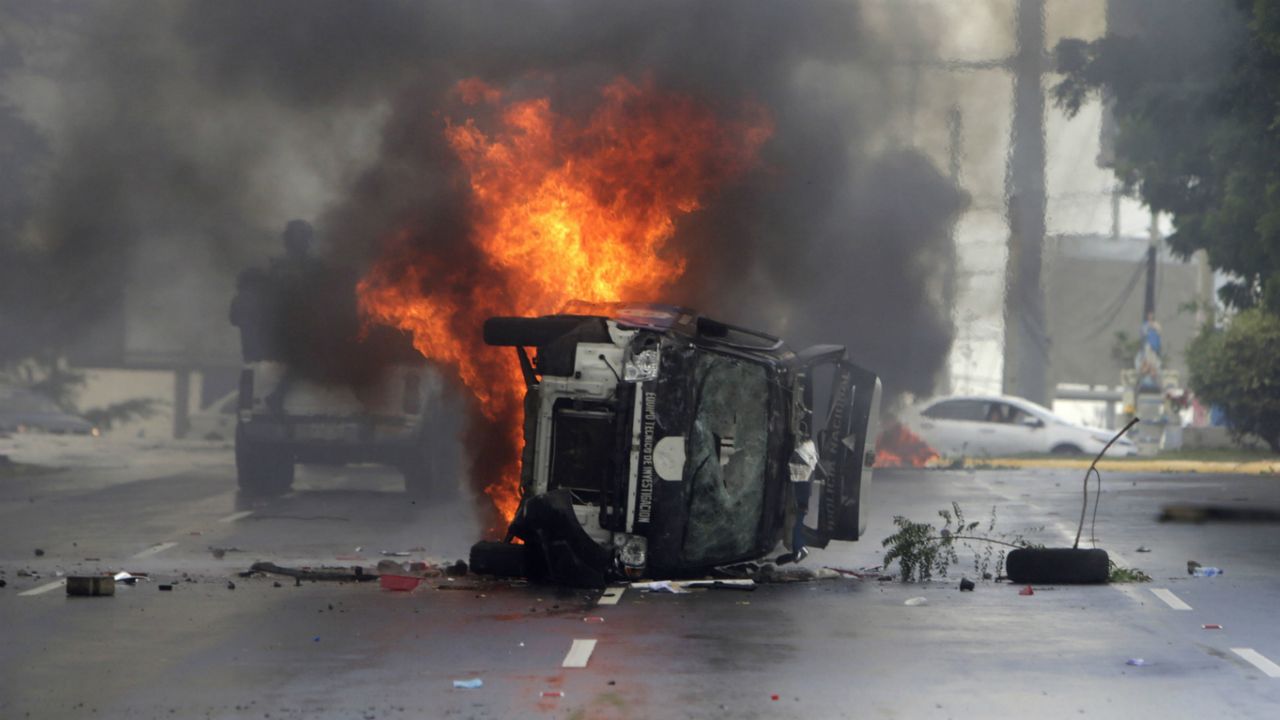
[629,580,690,594]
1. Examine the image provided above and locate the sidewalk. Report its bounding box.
[961,456,1280,475]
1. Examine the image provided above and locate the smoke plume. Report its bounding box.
[0,0,974,522]
[1,0,964,397]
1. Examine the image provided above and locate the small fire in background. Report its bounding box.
[875,421,940,468]
[359,76,771,529]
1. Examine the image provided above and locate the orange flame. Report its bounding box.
[359,76,772,528]
[875,421,940,468]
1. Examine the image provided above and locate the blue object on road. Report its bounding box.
[1192,567,1224,577]
[453,678,483,689]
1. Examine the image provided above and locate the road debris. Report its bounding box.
[1187,560,1201,575]
[959,578,975,592]
[1126,658,1148,667]
[684,579,756,591]
[1135,546,1152,553]
[66,576,114,596]
[1203,623,1223,630]
[903,597,928,606]
[209,546,246,559]
[226,581,236,590]
[1019,585,1035,596]
[630,580,690,594]
[628,578,757,593]
[540,690,564,698]
[825,565,884,580]
[1192,566,1224,577]
[717,561,843,583]
[452,678,483,689]
[583,616,605,624]
[376,559,410,575]
[248,562,378,582]
[34,548,44,557]
[112,571,149,585]
[379,575,422,592]
[1160,503,1280,523]
[158,584,173,591]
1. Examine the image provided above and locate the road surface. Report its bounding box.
[3,436,1280,719]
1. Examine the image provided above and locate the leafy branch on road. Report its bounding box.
[1108,563,1151,583]
[881,503,1042,582]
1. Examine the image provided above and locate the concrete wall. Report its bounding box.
[76,369,203,439]
[1045,233,1201,389]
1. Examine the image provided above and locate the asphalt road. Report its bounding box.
[3,438,1280,719]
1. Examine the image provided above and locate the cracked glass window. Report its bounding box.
[682,352,770,563]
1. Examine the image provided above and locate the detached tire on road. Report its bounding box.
[470,541,530,578]
[1006,548,1109,584]
[235,425,295,496]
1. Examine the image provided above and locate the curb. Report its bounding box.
[957,458,1280,475]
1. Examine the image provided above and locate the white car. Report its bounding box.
[903,394,1137,458]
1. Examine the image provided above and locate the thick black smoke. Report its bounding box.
[3,0,964,399]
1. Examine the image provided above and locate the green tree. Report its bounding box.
[1056,1,1280,452]
[1186,309,1280,451]
[1054,0,1280,311]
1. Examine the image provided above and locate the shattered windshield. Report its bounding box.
[682,352,771,564]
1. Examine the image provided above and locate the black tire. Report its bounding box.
[469,541,530,578]
[235,425,294,496]
[1051,443,1084,456]
[483,316,586,347]
[1006,548,1110,584]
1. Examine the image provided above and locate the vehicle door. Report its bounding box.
[972,400,1038,455]
[917,399,988,456]
[788,346,881,544]
[997,403,1050,454]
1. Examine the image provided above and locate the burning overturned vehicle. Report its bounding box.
[470,302,881,587]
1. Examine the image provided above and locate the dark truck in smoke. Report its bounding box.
[230,223,450,497]
[471,302,881,587]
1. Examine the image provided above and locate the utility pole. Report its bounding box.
[1195,249,1214,328]
[1143,209,1159,318]
[1001,0,1050,406]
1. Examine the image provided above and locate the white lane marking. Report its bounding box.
[218,510,254,523]
[131,541,178,559]
[1149,588,1192,611]
[598,586,625,606]
[562,639,597,668]
[1232,648,1280,678]
[19,580,66,596]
